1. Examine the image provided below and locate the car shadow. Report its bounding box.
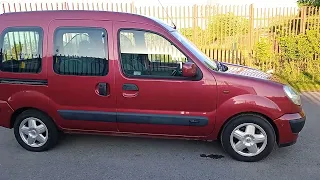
[56,133,228,159]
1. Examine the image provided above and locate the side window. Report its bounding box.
[119,29,188,78]
[53,27,108,76]
[0,27,43,73]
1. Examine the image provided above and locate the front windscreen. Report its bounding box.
[171,31,218,71]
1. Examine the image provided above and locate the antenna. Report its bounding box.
[157,0,176,29]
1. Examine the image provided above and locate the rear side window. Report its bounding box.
[0,27,43,73]
[53,27,108,76]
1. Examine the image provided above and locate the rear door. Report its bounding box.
[47,19,117,131]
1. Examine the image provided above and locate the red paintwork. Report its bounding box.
[0,11,305,146]
[182,62,197,77]
[274,111,305,144]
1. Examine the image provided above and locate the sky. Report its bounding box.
[1,0,299,8]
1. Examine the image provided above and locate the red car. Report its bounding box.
[0,11,305,162]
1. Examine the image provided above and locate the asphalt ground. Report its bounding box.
[0,93,319,180]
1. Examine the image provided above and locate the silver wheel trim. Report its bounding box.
[19,117,49,148]
[230,123,268,157]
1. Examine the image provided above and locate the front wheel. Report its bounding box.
[13,109,59,152]
[221,114,276,162]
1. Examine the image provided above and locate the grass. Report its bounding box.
[274,73,320,92]
[289,82,320,92]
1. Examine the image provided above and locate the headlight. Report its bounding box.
[283,85,301,106]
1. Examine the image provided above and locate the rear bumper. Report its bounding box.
[274,111,306,147]
[0,100,14,128]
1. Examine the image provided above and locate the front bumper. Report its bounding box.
[289,117,306,133]
[274,111,306,147]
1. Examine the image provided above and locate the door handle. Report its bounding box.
[97,82,109,96]
[122,84,139,91]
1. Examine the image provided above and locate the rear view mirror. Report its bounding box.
[182,62,197,77]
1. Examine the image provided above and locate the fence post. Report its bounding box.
[2,3,6,13]
[249,4,254,49]
[300,6,307,34]
[130,1,135,13]
[192,4,198,45]
[64,2,68,10]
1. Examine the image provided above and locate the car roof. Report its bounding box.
[0,10,175,31]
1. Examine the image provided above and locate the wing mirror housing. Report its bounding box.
[182,62,197,77]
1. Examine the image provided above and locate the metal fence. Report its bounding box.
[1,2,320,70]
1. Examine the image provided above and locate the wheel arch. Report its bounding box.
[217,112,279,145]
[7,90,61,129]
[10,107,55,129]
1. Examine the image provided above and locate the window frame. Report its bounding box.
[0,26,44,74]
[117,28,203,81]
[53,26,109,76]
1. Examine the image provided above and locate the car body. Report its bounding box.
[0,11,306,162]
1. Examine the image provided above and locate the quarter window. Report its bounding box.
[53,27,108,76]
[0,27,43,73]
[119,30,188,78]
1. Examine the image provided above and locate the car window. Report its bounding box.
[0,27,43,73]
[53,27,108,76]
[171,31,218,71]
[119,29,188,78]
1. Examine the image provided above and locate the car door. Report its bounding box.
[47,19,117,132]
[113,21,217,137]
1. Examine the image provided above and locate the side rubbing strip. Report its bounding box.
[0,78,48,85]
[58,110,117,122]
[58,110,208,127]
[117,113,208,126]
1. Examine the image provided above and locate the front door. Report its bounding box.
[113,22,217,137]
[47,19,117,131]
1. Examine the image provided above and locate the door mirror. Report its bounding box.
[182,62,197,77]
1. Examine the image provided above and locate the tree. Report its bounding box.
[179,27,204,46]
[205,13,249,45]
[297,0,320,7]
[253,37,276,67]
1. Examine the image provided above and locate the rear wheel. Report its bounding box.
[13,109,59,152]
[221,114,276,162]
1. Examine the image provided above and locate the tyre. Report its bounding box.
[220,114,276,162]
[13,109,59,152]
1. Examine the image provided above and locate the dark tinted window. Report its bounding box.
[0,27,43,73]
[119,30,188,78]
[53,27,108,76]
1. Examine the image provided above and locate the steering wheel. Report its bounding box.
[171,65,182,76]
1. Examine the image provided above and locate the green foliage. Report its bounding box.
[178,13,250,49]
[4,44,23,60]
[175,4,320,89]
[179,27,193,40]
[179,27,204,46]
[281,61,301,81]
[278,33,313,63]
[278,35,298,61]
[297,34,313,61]
[297,0,320,7]
[179,27,203,39]
[206,13,249,44]
[276,29,320,83]
[269,16,300,36]
[253,37,275,64]
[306,29,320,54]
